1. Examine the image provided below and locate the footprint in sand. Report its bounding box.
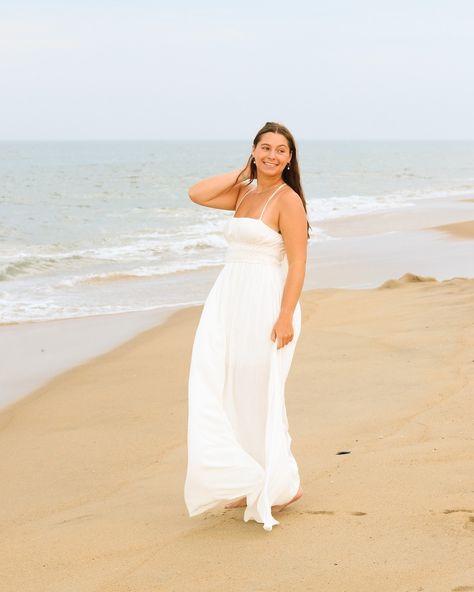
[451,586,474,591]
[56,513,95,525]
[443,509,474,532]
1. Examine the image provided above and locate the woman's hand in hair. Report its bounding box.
[236,156,253,184]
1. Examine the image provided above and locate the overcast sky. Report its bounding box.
[1,0,473,140]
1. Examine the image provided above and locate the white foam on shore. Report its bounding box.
[2,189,473,324]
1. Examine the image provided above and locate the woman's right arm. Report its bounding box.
[188,163,251,211]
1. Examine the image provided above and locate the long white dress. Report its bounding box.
[184,183,302,531]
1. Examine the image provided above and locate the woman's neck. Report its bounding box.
[254,176,284,194]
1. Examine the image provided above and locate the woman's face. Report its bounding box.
[252,132,292,178]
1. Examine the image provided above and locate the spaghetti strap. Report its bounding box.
[259,183,286,220]
[235,185,256,213]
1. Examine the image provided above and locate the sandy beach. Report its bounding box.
[0,194,473,591]
[1,266,474,590]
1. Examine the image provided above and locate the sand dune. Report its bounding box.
[1,273,473,591]
[378,271,438,288]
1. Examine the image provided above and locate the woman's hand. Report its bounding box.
[271,314,294,349]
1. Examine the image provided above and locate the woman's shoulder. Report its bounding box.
[278,184,305,211]
[279,183,299,197]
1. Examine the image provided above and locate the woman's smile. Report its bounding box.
[252,132,292,176]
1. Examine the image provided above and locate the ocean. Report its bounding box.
[1,140,473,324]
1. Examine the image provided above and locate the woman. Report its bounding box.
[184,121,310,531]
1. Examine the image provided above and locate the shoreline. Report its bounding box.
[1,193,473,411]
[0,304,192,412]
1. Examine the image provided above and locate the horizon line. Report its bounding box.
[1,138,473,142]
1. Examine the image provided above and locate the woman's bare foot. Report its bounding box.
[224,496,247,509]
[271,486,303,513]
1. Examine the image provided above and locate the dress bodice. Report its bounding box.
[223,217,286,266]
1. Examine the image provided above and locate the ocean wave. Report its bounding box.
[0,253,84,281]
[306,186,474,224]
[0,297,207,325]
[0,232,228,281]
[2,184,472,282]
[55,260,224,287]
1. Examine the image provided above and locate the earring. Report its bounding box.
[253,159,256,164]
[286,162,291,170]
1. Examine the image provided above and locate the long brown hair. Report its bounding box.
[237,121,311,239]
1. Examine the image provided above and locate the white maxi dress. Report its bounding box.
[184,183,302,531]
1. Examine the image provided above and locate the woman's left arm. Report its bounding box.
[271,192,308,349]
